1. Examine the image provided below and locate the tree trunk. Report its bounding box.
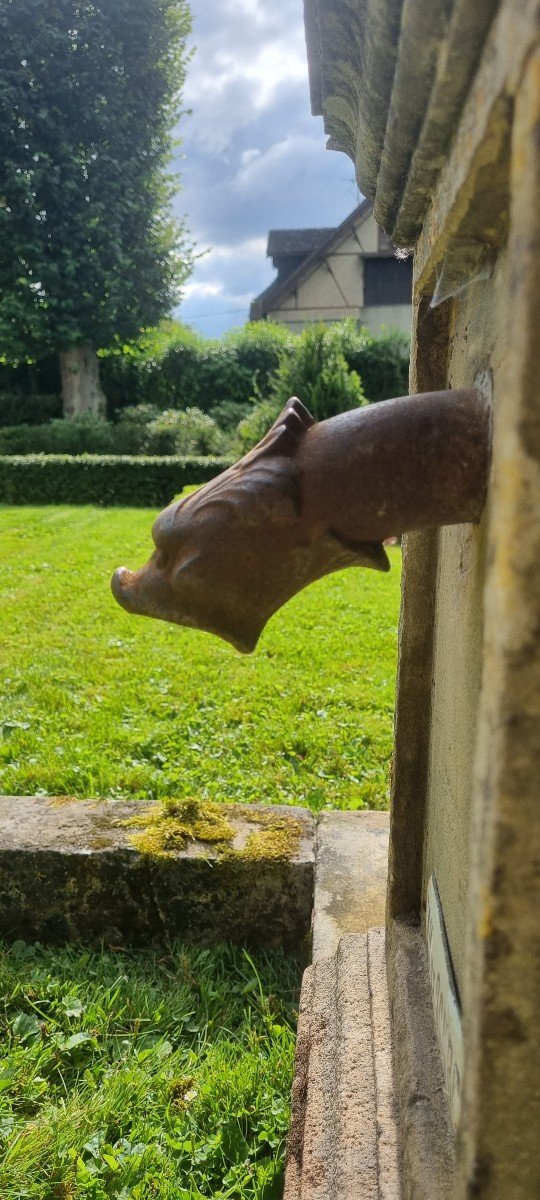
[59,346,107,419]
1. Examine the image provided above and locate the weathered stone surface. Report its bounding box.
[312,810,389,961]
[304,2,540,1199]
[284,930,400,1199]
[0,796,314,950]
[304,0,500,245]
[386,919,454,1200]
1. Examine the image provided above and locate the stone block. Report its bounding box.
[313,810,389,960]
[0,796,314,950]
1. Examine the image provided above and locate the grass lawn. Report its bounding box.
[0,504,401,1195]
[0,506,401,811]
[0,939,299,1199]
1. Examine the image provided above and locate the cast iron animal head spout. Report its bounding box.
[111,389,490,652]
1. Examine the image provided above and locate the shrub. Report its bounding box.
[0,322,409,429]
[145,407,228,455]
[223,322,294,387]
[0,415,118,455]
[208,399,252,432]
[344,328,410,402]
[0,390,62,426]
[269,322,366,422]
[0,454,233,506]
[0,408,231,457]
[114,404,162,453]
[96,322,291,417]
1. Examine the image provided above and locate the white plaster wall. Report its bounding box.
[295,261,347,308]
[360,305,412,336]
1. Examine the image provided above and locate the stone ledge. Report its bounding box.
[313,810,390,961]
[284,930,401,1199]
[0,796,315,950]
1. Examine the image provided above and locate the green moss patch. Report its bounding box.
[121,798,235,856]
[241,811,303,862]
[121,798,304,864]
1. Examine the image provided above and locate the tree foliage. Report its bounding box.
[268,322,366,420]
[0,0,193,358]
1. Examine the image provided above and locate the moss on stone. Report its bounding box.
[121,797,235,857]
[242,817,303,862]
[238,810,304,862]
[120,798,303,863]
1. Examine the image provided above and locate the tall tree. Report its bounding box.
[0,0,193,416]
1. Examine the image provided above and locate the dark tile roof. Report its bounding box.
[267,228,334,258]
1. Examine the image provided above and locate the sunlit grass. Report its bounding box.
[0,939,299,1199]
[0,505,401,1195]
[0,505,400,810]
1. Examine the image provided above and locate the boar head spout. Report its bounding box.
[112,387,491,652]
[111,397,389,652]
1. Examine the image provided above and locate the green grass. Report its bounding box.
[0,939,299,1199]
[0,506,400,811]
[0,506,400,1194]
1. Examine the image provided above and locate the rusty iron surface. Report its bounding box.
[111,389,490,652]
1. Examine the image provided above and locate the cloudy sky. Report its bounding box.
[172,0,359,337]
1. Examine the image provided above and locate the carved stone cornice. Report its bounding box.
[305,0,500,246]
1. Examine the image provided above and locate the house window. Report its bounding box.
[364,256,413,305]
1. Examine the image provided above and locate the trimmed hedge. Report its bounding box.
[0,454,233,507]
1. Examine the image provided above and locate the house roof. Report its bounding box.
[250,198,374,320]
[267,228,333,259]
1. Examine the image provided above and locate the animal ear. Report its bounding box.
[242,397,315,465]
[265,396,314,443]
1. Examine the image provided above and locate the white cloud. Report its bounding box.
[206,237,267,262]
[182,8,308,154]
[233,133,321,193]
[181,280,223,300]
[174,0,356,335]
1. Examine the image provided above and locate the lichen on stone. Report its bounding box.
[120,797,235,857]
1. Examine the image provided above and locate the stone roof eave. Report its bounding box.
[304,0,500,246]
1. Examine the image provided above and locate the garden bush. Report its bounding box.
[0,454,232,506]
[0,322,409,432]
[0,415,119,455]
[0,390,61,426]
[0,408,232,457]
[114,403,162,452]
[343,328,410,402]
[208,398,252,431]
[148,407,229,455]
[0,323,294,423]
[269,323,365,421]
